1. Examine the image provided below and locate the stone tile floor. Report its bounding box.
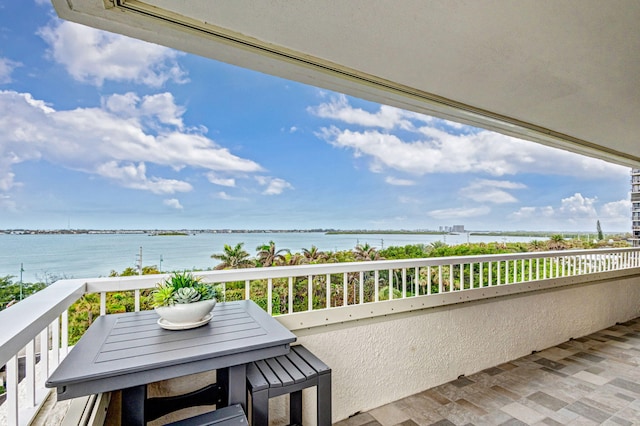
[333,318,640,426]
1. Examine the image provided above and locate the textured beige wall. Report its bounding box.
[96,275,640,425]
[280,275,640,424]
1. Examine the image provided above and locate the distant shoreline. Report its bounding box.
[1,229,628,238]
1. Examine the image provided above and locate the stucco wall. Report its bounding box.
[274,274,640,424]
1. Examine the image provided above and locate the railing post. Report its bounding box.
[40,326,49,379]
[289,277,294,313]
[7,355,18,426]
[267,278,273,315]
[26,338,36,407]
[326,273,331,308]
[343,273,348,307]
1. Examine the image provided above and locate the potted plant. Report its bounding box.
[151,271,218,329]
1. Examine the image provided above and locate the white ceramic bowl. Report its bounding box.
[155,299,216,324]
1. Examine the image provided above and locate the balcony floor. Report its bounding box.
[334,318,640,426]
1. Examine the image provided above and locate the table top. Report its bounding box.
[46,300,296,400]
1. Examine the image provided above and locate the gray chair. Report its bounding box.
[246,345,331,426]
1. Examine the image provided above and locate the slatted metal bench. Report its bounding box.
[246,345,331,426]
[165,403,248,426]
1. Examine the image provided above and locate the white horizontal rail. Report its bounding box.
[0,247,639,425]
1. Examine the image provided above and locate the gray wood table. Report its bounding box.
[46,300,296,424]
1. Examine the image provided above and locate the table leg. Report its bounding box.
[121,384,146,425]
[227,364,247,411]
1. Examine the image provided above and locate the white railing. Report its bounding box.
[1,247,639,425]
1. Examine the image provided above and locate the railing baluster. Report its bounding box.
[438,266,443,293]
[449,264,454,292]
[460,264,464,290]
[40,326,49,379]
[100,292,106,316]
[479,262,484,287]
[343,273,348,307]
[52,317,60,368]
[308,275,313,311]
[414,267,419,296]
[497,261,501,285]
[267,278,273,315]
[359,271,364,304]
[245,279,250,300]
[26,338,36,407]
[388,269,393,300]
[289,277,294,313]
[402,268,407,298]
[374,270,380,301]
[7,355,18,426]
[488,261,492,286]
[134,289,140,312]
[326,273,331,308]
[61,310,69,358]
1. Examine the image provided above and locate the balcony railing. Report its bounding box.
[1,247,639,425]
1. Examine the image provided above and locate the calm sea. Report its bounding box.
[0,232,537,283]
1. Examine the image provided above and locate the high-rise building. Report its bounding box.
[632,169,640,247]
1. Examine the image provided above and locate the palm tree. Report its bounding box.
[302,245,327,263]
[353,243,384,261]
[256,241,290,267]
[548,234,566,250]
[211,243,254,269]
[528,240,545,251]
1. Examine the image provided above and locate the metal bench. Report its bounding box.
[165,403,248,426]
[246,345,331,426]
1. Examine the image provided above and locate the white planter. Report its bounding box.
[155,299,216,325]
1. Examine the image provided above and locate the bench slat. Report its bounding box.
[276,355,307,383]
[292,346,331,374]
[254,359,282,388]
[285,348,316,378]
[265,357,295,386]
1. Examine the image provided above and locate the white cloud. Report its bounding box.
[163,198,183,209]
[558,193,598,219]
[308,94,427,130]
[427,206,491,219]
[206,172,236,187]
[385,176,415,186]
[0,90,266,197]
[600,199,631,220]
[39,20,187,87]
[509,193,631,230]
[96,162,192,194]
[0,57,21,84]
[460,179,526,204]
[510,206,555,220]
[215,191,247,201]
[312,97,628,180]
[255,176,293,195]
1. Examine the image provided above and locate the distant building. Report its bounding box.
[632,169,640,247]
[440,225,465,233]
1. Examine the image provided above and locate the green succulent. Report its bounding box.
[151,272,219,307]
[152,283,176,307]
[173,287,201,304]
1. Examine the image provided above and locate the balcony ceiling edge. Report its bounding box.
[52,0,640,168]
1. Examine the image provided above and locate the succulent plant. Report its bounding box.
[151,272,219,307]
[173,287,202,304]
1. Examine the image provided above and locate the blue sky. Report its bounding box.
[0,1,632,232]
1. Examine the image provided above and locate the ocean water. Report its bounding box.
[0,232,536,283]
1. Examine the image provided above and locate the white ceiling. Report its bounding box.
[52,0,640,167]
